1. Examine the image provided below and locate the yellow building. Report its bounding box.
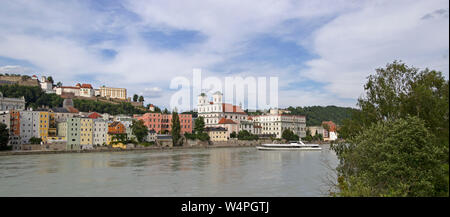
[205,127,228,142]
[80,118,93,145]
[112,143,126,149]
[39,111,50,142]
[100,86,127,100]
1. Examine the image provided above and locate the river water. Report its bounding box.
[0,145,338,197]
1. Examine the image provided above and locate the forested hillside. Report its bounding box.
[285,106,357,126]
[0,84,147,115]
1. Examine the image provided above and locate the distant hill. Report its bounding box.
[0,84,147,115]
[285,106,358,126]
[0,75,39,87]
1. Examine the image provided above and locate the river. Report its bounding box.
[0,145,338,196]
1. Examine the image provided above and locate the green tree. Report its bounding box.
[138,95,144,103]
[111,133,127,144]
[131,120,148,143]
[333,61,449,197]
[282,129,299,141]
[29,137,42,144]
[334,116,448,196]
[47,76,54,84]
[133,94,138,102]
[56,81,62,87]
[286,105,357,126]
[237,130,258,140]
[339,60,449,142]
[230,131,237,138]
[171,111,181,146]
[194,117,205,133]
[0,123,9,150]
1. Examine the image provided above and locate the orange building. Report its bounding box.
[10,110,20,136]
[134,113,192,134]
[108,121,125,134]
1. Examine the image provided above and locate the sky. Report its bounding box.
[0,0,448,110]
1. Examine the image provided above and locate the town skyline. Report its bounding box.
[0,0,448,109]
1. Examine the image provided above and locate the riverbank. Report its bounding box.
[0,143,259,156]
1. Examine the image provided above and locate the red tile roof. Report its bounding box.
[80,84,93,89]
[66,106,79,113]
[218,118,237,124]
[88,112,102,119]
[60,86,80,89]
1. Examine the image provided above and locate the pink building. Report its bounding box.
[134,113,192,134]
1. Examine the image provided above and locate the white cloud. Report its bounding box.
[0,65,35,75]
[0,0,447,108]
[303,0,449,99]
[140,87,163,98]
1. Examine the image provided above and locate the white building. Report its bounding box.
[0,92,25,111]
[93,119,108,145]
[76,83,94,97]
[197,91,248,127]
[18,110,40,145]
[55,86,80,96]
[40,76,55,94]
[251,109,306,139]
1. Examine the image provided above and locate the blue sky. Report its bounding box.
[0,0,448,110]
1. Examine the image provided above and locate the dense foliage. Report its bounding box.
[194,117,205,134]
[281,129,299,141]
[334,117,448,196]
[185,117,209,141]
[332,61,449,197]
[131,120,148,143]
[29,137,42,144]
[171,111,181,146]
[0,84,63,108]
[73,99,147,116]
[302,128,323,142]
[237,130,258,140]
[286,106,357,126]
[0,123,9,150]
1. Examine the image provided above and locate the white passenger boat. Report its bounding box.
[256,140,322,151]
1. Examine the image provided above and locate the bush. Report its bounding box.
[333,116,448,196]
[237,130,258,140]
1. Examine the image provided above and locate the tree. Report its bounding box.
[171,111,181,146]
[47,76,54,84]
[110,133,127,144]
[230,131,237,138]
[286,105,357,126]
[333,116,448,196]
[29,137,42,144]
[56,81,62,87]
[237,130,258,140]
[138,95,144,103]
[339,60,449,142]
[0,123,9,150]
[194,117,205,133]
[333,61,449,196]
[133,94,138,102]
[163,108,169,114]
[282,129,299,141]
[131,120,148,143]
